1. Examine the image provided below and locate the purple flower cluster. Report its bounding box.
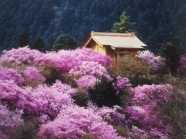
[0,47,43,66]
[0,104,23,139]
[0,79,74,118]
[0,80,42,115]
[29,83,73,118]
[132,84,173,105]
[137,50,165,72]
[76,75,97,89]
[0,68,24,85]
[115,76,131,90]
[126,84,173,138]
[69,61,110,79]
[0,47,175,139]
[51,80,77,95]
[23,66,46,86]
[38,105,123,139]
[0,104,23,128]
[38,48,112,72]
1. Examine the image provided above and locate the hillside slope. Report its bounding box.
[0,0,185,49]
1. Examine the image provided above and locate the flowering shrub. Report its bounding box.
[126,105,161,128]
[125,84,173,138]
[0,80,42,115]
[0,47,43,67]
[0,68,24,85]
[38,51,80,72]
[51,80,77,95]
[72,48,112,67]
[132,84,173,106]
[115,76,131,90]
[127,126,169,139]
[137,50,166,72]
[38,48,112,73]
[29,83,73,118]
[38,105,122,139]
[0,105,23,128]
[0,47,177,139]
[0,79,74,118]
[23,66,46,86]
[76,75,97,89]
[69,61,111,79]
[0,104,23,139]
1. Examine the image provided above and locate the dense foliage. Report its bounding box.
[0,0,186,51]
[0,47,185,139]
[52,34,77,50]
[112,11,132,33]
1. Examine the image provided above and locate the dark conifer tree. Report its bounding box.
[31,37,45,51]
[52,34,77,50]
[19,32,29,47]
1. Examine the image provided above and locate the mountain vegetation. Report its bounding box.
[0,0,186,50]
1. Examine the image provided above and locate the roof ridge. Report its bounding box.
[91,31,135,37]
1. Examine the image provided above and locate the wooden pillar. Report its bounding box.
[115,52,120,72]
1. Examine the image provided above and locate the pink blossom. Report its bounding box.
[51,80,77,95]
[69,61,110,79]
[115,76,131,90]
[132,84,173,105]
[23,66,46,86]
[76,75,97,89]
[0,68,24,85]
[0,104,23,139]
[0,80,42,115]
[38,105,123,139]
[38,48,112,72]
[0,47,43,66]
[137,50,166,72]
[28,83,74,118]
[0,104,23,128]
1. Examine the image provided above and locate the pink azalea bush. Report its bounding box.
[0,105,23,128]
[0,104,23,139]
[0,79,43,115]
[38,48,111,72]
[28,83,73,118]
[38,105,123,139]
[0,68,24,85]
[23,66,46,86]
[137,50,166,72]
[51,80,77,96]
[69,61,110,79]
[0,47,43,67]
[0,47,176,138]
[76,75,97,89]
[115,76,131,90]
[132,84,173,105]
[126,84,173,138]
[0,79,74,118]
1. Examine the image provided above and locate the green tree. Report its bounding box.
[112,11,132,33]
[31,37,45,51]
[19,32,29,47]
[52,34,77,50]
[160,40,183,74]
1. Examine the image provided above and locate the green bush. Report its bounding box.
[162,88,186,139]
[88,78,127,107]
[73,90,89,107]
